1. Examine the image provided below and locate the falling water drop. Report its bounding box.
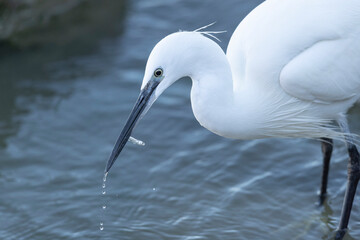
[100,172,108,232]
[100,222,104,231]
[103,172,108,183]
[102,172,107,193]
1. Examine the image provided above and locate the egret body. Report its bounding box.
[106,0,360,239]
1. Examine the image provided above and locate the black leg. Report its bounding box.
[335,144,360,240]
[319,138,333,205]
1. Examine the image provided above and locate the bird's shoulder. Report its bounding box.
[227,0,360,103]
[280,37,360,103]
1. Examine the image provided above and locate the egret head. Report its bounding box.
[141,32,200,102]
[105,31,221,172]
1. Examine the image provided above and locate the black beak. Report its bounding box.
[105,79,160,173]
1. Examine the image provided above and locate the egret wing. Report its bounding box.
[280,36,360,103]
[227,0,360,103]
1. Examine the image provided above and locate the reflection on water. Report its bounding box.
[1,0,360,239]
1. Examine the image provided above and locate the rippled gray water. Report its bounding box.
[1,0,360,239]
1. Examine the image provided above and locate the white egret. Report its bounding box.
[105,0,360,239]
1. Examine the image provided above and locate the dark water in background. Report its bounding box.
[1,0,360,239]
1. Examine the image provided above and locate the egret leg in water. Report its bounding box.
[319,138,333,205]
[104,0,360,239]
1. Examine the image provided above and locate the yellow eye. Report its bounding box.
[154,68,163,77]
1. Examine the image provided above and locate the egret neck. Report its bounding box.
[187,36,235,138]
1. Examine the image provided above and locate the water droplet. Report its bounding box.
[103,172,108,182]
[100,173,108,231]
[100,222,104,231]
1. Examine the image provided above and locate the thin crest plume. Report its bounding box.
[192,22,227,42]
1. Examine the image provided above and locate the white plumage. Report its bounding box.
[142,0,360,141]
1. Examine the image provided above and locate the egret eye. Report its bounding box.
[154,68,163,78]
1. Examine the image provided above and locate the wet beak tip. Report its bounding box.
[105,78,159,173]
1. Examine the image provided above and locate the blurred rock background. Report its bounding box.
[0,0,126,48]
